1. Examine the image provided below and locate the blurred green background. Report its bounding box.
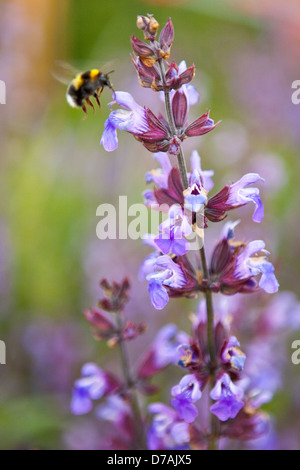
[0,0,299,449]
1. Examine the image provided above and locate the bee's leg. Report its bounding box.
[93,92,101,112]
[81,102,88,120]
[97,86,103,98]
[86,97,95,114]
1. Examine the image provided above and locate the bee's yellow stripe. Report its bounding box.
[73,74,84,90]
[90,69,100,80]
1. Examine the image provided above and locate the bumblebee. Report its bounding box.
[54,62,114,118]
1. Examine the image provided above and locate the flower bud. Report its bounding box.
[131,54,163,89]
[159,18,174,58]
[84,308,115,331]
[149,17,159,34]
[130,35,154,58]
[136,14,159,40]
[172,89,188,128]
[98,277,130,312]
[136,15,150,30]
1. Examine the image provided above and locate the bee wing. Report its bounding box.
[52,61,81,84]
[95,60,116,76]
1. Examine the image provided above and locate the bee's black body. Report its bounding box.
[66,69,113,117]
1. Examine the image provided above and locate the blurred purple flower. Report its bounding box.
[243,339,282,395]
[147,403,190,450]
[145,152,172,189]
[96,394,132,434]
[259,291,300,333]
[23,321,87,393]
[71,363,119,415]
[171,374,202,423]
[137,323,189,379]
[210,373,244,422]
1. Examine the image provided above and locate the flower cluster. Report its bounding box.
[140,214,278,310]
[71,279,191,448]
[100,15,219,155]
[72,15,282,450]
[170,307,270,440]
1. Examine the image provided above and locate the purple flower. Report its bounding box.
[220,405,270,442]
[141,235,200,306]
[143,189,157,207]
[100,91,149,151]
[209,221,279,295]
[210,373,244,422]
[101,88,218,155]
[132,57,196,92]
[206,173,264,223]
[184,169,208,213]
[148,278,170,310]
[189,150,214,191]
[153,324,189,367]
[143,151,214,216]
[220,383,272,443]
[171,374,202,423]
[139,235,160,280]
[168,61,199,104]
[147,403,190,450]
[96,394,131,426]
[151,167,185,209]
[70,363,117,415]
[226,173,265,223]
[154,227,189,256]
[146,255,187,309]
[154,205,191,256]
[221,336,246,372]
[137,323,189,379]
[234,239,279,294]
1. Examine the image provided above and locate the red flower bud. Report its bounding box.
[159,18,174,51]
[84,308,115,331]
[130,35,154,58]
[172,89,188,128]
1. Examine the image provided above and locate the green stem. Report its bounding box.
[199,246,216,365]
[159,59,217,449]
[116,314,145,449]
[158,60,189,189]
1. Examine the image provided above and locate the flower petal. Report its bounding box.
[148,279,169,310]
[172,90,188,128]
[100,118,118,151]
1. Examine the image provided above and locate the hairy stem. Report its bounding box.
[116,314,145,449]
[199,246,216,365]
[158,60,189,189]
[159,59,217,449]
